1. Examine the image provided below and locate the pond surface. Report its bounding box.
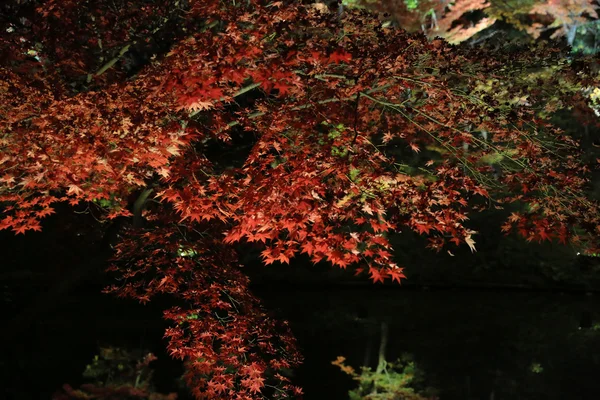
[253,285,600,400]
[2,284,600,399]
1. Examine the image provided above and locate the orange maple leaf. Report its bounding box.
[369,267,385,284]
[328,50,352,64]
[388,267,405,284]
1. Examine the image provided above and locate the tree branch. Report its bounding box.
[87,44,132,83]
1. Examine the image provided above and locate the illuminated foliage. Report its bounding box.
[527,0,599,43]
[2,0,600,398]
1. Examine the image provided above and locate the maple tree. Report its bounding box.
[2,0,600,398]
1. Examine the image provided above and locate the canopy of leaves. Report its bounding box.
[1,0,600,398]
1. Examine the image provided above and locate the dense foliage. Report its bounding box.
[54,346,177,400]
[1,0,599,398]
[348,0,600,45]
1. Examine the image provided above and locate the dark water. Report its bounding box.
[254,285,600,400]
[2,284,599,399]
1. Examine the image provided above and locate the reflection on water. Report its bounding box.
[254,286,600,400]
[2,283,599,399]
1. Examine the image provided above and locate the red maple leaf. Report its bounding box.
[328,50,352,64]
[327,250,349,268]
[388,267,405,284]
[272,80,293,96]
[13,225,29,235]
[414,222,433,235]
[369,267,385,284]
